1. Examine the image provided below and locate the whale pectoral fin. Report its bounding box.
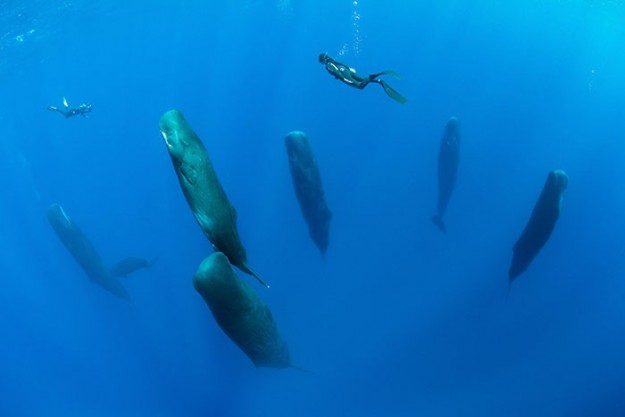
[193,213,215,237]
[240,261,270,289]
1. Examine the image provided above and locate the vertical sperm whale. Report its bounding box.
[159,109,266,287]
[285,131,332,254]
[432,117,460,232]
[193,252,291,368]
[47,203,130,299]
[508,169,569,287]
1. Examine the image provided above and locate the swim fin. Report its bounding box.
[377,70,402,80]
[379,80,408,103]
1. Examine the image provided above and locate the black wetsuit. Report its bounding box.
[48,103,93,118]
[318,53,408,103]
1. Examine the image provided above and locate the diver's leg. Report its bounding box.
[357,77,372,89]
[47,106,69,116]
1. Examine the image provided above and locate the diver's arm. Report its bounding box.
[326,62,342,73]
[330,69,357,86]
[326,63,352,83]
[334,62,355,74]
[328,57,350,68]
[327,62,362,86]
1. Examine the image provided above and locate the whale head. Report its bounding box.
[446,116,460,128]
[159,109,207,185]
[444,117,460,145]
[47,203,71,225]
[46,203,74,235]
[159,109,192,161]
[548,169,568,193]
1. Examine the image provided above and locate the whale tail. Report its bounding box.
[239,261,270,289]
[111,256,158,278]
[431,215,446,232]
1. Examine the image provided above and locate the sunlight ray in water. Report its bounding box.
[2,1,625,416]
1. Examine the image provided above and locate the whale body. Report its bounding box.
[432,117,460,232]
[47,203,129,299]
[193,252,291,368]
[509,169,569,283]
[159,109,265,287]
[285,131,332,253]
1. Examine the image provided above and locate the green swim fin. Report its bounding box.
[378,70,402,80]
[379,80,408,104]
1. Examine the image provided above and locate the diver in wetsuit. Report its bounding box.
[48,98,93,118]
[318,53,408,103]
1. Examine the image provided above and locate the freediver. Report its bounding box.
[48,97,93,118]
[318,52,408,103]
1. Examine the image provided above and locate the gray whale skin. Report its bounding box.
[47,203,130,299]
[159,109,266,287]
[193,252,291,368]
[509,169,569,283]
[285,130,331,253]
[432,117,460,232]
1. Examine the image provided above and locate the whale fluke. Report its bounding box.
[111,256,158,278]
[47,203,130,300]
[431,215,446,232]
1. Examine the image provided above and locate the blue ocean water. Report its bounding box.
[1,0,625,415]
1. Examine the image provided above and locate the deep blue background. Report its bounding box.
[1,1,625,416]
